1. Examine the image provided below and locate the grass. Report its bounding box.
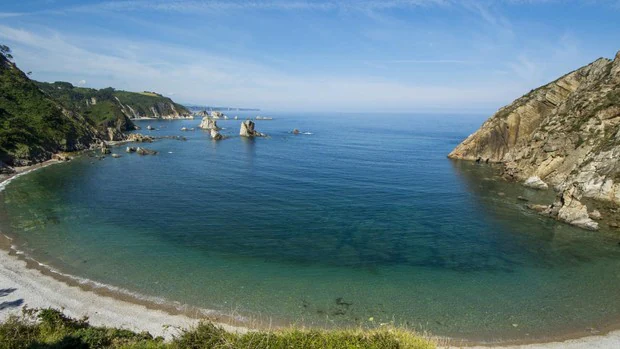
[0,308,437,349]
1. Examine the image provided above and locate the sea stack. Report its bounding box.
[239,120,265,137]
[210,129,223,140]
[199,117,219,130]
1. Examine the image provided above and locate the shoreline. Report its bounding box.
[0,234,250,339]
[1,161,620,347]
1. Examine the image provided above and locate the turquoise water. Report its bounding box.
[2,112,620,342]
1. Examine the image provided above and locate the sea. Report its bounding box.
[2,112,620,343]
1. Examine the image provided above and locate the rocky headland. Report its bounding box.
[449,50,620,229]
[0,47,190,169]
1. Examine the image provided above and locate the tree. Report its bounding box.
[0,44,13,60]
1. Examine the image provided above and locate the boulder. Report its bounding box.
[136,147,158,155]
[126,134,154,143]
[126,146,136,153]
[239,120,266,137]
[101,147,111,154]
[523,176,548,190]
[210,129,224,141]
[528,186,599,230]
[292,129,300,135]
[147,125,154,130]
[52,153,72,162]
[589,210,602,220]
[0,161,15,175]
[111,154,121,158]
[199,117,220,130]
[180,127,188,131]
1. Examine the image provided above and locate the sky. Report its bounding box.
[1,0,619,112]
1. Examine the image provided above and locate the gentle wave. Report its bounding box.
[0,164,56,192]
[5,239,248,323]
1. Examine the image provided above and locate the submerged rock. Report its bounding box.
[146,125,154,130]
[111,153,121,158]
[523,176,548,190]
[126,146,136,153]
[239,120,266,137]
[292,129,300,135]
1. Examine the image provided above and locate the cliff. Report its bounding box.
[36,83,190,121]
[449,50,620,206]
[0,49,190,166]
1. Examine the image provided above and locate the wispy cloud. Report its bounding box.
[66,0,448,14]
[387,59,476,64]
[0,12,27,18]
[0,24,523,111]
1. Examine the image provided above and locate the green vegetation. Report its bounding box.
[36,83,189,123]
[0,308,436,349]
[0,49,96,165]
[0,45,190,166]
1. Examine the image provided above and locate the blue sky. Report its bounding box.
[1,0,619,112]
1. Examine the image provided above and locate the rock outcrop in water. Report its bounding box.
[449,50,620,216]
[210,129,224,141]
[136,147,157,156]
[199,117,220,130]
[528,186,600,230]
[239,120,265,137]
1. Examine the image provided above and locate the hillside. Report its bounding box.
[0,52,100,166]
[449,50,620,228]
[37,82,190,120]
[0,47,191,168]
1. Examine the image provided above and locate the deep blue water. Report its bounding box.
[2,112,620,342]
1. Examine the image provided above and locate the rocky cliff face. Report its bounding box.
[449,51,620,206]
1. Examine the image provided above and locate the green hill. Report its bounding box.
[0,50,99,166]
[0,46,191,167]
[36,82,190,121]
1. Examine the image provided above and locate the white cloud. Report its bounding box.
[77,79,87,86]
[0,24,552,111]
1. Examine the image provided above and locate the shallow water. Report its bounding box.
[2,112,620,342]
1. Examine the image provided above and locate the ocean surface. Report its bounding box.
[2,112,620,342]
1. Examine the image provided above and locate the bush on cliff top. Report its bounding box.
[0,308,436,349]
